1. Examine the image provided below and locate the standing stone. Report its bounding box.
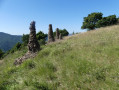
[28,21,40,53]
[48,24,55,43]
[56,28,59,39]
[14,21,39,65]
[59,33,62,40]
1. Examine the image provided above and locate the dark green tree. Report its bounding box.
[36,31,47,40]
[96,15,118,28]
[36,31,47,45]
[22,34,29,45]
[54,29,69,36]
[81,12,103,30]
[14,42,22,50]
[0,49,4,59]
[9,42,22,53]
[22,31,47,46]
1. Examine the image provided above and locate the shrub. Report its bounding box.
[9,42,22,54]
[22,34,29,45]
[38,39,46,45]
[22,31,47,46]
[0,49,4,59]
[36,31,47,41]
[54,29,69,37]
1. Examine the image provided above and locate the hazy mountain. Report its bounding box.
[0,32,22,52]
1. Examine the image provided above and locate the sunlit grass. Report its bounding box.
[1,25,119,89]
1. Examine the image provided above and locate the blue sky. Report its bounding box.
[0,0,119,35]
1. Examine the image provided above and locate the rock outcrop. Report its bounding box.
[28,21,40,53]
[59,33,62,40]
[56,28,59,39]
[48,24,55,43]
[14,21,40,65]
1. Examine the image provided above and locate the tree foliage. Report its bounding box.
[36,31,47,45]
[22,31,47,45]
[0,49,4,59]
[22,34,29,45]
[36,31,47,40]
[96,15,118,28]
[81,12,118,30]
[9,42,22,53]
[54,29,69,36]
[81,12,103,30]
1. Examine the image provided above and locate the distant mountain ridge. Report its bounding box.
[0,32,22,52]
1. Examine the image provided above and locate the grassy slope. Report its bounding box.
[1,25,119,89]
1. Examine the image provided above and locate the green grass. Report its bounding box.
[1,25,119,89]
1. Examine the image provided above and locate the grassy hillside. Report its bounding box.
[0,32,22,52]
[1,25,119,90]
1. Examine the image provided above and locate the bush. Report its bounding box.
[9,42,22,53]
[37,31,47,45]
[36,31,47,41]
[38,39,46,45]
[22,34,29,45]
[0,49,4,59]
[22,31,47,46]
[54,29,69,37]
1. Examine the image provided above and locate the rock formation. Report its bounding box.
[48,24,55,43]
[56,28,59,39]
[28,21,40,53]
[59,33,62,40]
[14,52,36,65]
[14,21,40,65]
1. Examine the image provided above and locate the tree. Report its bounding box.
[22,34,29,45]
[9,42,22,53]
[22,31,47,46]
[14,42,22,50]
[54,29,69,36]
[36,31,47,45]
[0,49,4,59]
[96,15,118,28]
[36,31,47,41]
[81,12,103,30]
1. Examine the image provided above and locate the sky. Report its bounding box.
[0,0,119,35]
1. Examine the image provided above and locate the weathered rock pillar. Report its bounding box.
[56,28,59,39]
[48,24,55,43]
[59,33,62,40]
[28,21,40,53]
